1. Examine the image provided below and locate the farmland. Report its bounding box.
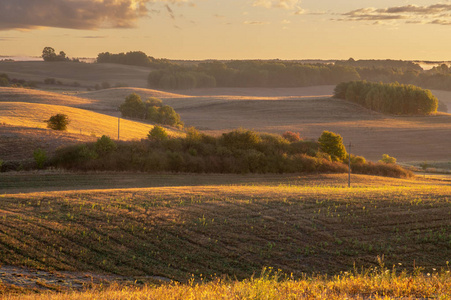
[0,173,450,296]
[0,61,450,298]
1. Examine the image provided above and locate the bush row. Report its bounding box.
[334,81,438,115]
[49,129,413,178]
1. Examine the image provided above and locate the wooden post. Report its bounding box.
[348,142,351,188]
[118,117,120,141]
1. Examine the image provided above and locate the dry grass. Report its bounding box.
[0,87,92,107]
[0,124,96,161]
[0,102,181,141]
[3,267,451,299]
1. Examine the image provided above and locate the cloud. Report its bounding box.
[81,36,108,39]
[338,3,451,25]
[243,20,270,25]
[0,0,191,31]
[253,0,302,10]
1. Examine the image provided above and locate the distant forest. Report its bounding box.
[95,51,451,91]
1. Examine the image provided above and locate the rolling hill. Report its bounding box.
[1,85,450,163]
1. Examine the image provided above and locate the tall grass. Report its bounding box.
[4,265,451,299]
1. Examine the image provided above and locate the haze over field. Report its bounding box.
[1,0,451,61]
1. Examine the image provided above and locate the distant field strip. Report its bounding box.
[0,87,92,107]
[0,102,180,140]
[0,178,449,282]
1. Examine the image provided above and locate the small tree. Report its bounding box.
[33,148,47,169]
[95,135,117,155]
[120,93,145,118]
[46,114,69,131]
[148,125,168,141]
[318,131,347,162]
[379,154,397,164]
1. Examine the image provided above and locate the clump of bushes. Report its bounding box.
[334,81,438,115]
[119,93,183,128]
[45,114,69,131]
[49,128,412,178]
[379,154,396,164]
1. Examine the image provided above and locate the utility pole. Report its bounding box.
[348,142,352,188]
[118,117,120,141]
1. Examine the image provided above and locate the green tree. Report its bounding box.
[33,149,47,169]
[318,131,347,162]
[0,74,9,87]
[46,114,69,131]
[95,135,117,155]
[120,93,145,118]
[148,125,168,141]
[42,47,57,61]
[159,105,183,127]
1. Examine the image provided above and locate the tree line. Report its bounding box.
[334,81,438,115]
[96,51,173,69]
[93,51,451,91]
[147,61,360,89]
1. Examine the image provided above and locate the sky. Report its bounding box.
[0,0,451,61]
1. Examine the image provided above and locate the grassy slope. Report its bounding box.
[0,174,449,283]
[1,60,450,163]
[77,87,451,163]
[0,102,181,140]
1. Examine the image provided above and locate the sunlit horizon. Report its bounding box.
[1,0,451,61]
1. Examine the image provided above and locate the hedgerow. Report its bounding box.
[49,128,413,178]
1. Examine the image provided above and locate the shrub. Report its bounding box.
[318,131,347,162]
[282,131,301,143]
[221,128,261,150]
[44,78,56,85]
[148,126,168,141]
[146,97,163,107]
[33,148,47,169]
[95,135,117,155]
[45,114,69,131]
[379,154,397,164]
